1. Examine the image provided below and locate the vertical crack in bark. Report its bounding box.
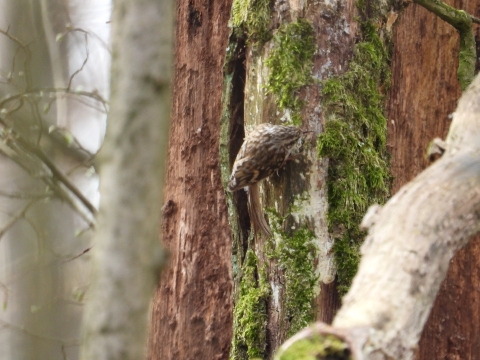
[228,37,251,255]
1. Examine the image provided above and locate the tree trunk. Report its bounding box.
[147,1,234,359]
[387,1,480,358]
[148,0,480,358]
[222,0,392,358]
[80,1,172,359]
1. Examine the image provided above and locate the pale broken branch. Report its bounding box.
[277,70,480,360]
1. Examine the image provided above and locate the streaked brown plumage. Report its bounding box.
[228,123,304,237]
[228,123,303,192]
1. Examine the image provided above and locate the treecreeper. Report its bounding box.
[228,123,305,236]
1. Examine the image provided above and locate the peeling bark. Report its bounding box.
[148,0,234,359]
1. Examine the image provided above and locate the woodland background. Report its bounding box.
[0,0,478,359]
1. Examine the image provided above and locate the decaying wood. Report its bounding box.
[278,73,480,359]
[147,0,234,359]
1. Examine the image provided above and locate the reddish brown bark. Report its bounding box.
[147,1,234,359]
[317,280,342,324]
[388,1,480,358]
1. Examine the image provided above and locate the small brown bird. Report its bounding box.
[228,123,303,192]
[228,123,304,237]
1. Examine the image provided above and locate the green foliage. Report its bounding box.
[318,21,391,294]
[265,19,315,125]
[231,0,272,43]
[231,250,270,359]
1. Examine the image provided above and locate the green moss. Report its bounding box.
[230,250,270,360]
[265,19,315,125]
[456,14,475,90]
[279,228,317,336]
[229,209,318,359]
[276,333,351,360]
[317,21,391,294]
[268,210,318,337]
[231,0,272,43]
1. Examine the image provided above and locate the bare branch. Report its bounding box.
[0,139,95,227]
[67,32,90,90]
[0,318,79,346]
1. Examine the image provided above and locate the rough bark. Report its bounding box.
[147,0,234,359]
[387,1,480,358]
[223,0,392,357]
[80,1,172,359]
[277,72,480,359]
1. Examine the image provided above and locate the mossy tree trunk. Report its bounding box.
[277,71,480,359]
[277,0,480,358]
[221,0,392,358]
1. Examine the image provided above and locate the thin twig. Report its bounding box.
[471,15,480,24]
[0,87,108,110]
[67,32,90,90]
[0,196,44,240]
[15,135,97,215]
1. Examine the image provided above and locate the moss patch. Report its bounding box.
[231,0,272,43]
[317,21,391,294]
[276,333,351,360]
[279,228,317,336]
[265,19,316,125]
[230,250,270,360]
[268,210,318,337]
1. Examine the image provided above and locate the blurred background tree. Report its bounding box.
[0,1,110,359]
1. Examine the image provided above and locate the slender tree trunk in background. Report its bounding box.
[80,0,172,359]
[0,1,107,359]
[388,1,480,358]
[0,6,58,360]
